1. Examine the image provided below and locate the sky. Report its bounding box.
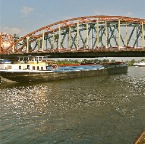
[0,0,145,36]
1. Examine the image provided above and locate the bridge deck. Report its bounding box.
[1,50,145,59]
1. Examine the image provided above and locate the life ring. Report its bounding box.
[51,64,58,70]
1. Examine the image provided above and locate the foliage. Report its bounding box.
[127,59,135,66]
[56,58,111,65]
[126,59,145,66]
[55,58,145,66]
[56,59,79,64]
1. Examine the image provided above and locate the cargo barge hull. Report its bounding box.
[0,66,128,83]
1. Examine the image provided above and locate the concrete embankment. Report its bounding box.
[135,132,145,144]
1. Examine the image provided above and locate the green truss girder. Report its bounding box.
[18,21,145,51]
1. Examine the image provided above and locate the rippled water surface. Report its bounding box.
[0,67,145,144]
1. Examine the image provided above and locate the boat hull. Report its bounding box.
[0,66,128,83]
[133,62,145,67]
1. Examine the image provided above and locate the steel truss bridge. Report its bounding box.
[1,15,145,58]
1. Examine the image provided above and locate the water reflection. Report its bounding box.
[0,67,145,144]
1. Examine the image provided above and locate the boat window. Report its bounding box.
[39,57,42,61]
[41,67,43,70]
[19,66,21,69]
[27,65,30,69]
[33,66,35,70]
[35,57,38,61]
[37,66,39,70]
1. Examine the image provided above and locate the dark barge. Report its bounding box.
[0,64,128,83]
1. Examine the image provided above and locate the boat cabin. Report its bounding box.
[0,56,52,71]
[16,56,45,64]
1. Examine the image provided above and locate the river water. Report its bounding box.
[0,66,145,144]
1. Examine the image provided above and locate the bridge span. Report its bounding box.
[0,15,145,58]
[1,50,145,59]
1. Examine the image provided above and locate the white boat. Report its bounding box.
[133,62,145,67]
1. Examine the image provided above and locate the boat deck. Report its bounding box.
[0,69,53,73]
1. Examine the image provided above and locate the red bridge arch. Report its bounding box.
[1,15,145,55]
